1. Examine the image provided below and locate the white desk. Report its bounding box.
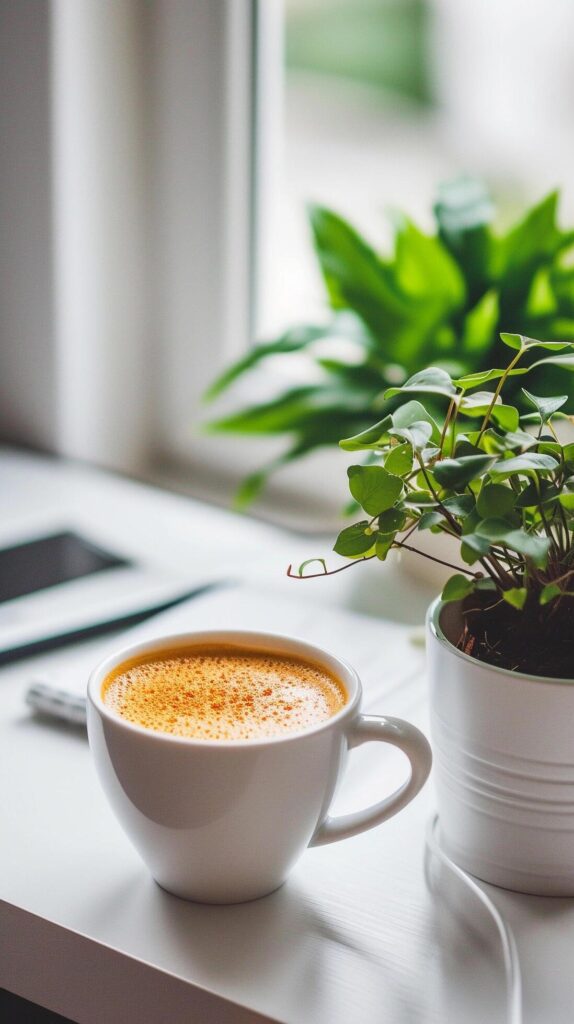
[1,449,573,1024]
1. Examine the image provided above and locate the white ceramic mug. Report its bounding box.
[87,630,432,903]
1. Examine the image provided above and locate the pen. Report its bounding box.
[26,681,87,727]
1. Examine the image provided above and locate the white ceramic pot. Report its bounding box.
[427,597,574,895]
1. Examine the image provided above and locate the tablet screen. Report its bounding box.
[0,531,131,603]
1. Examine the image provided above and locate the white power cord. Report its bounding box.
[425,814,522,1024]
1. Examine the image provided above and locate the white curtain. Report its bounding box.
[0,0,259,473]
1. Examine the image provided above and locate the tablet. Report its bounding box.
[0,529,211,662]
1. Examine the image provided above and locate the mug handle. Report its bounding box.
[309,715,432,847]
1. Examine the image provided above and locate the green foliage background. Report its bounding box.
[206,181,574,506]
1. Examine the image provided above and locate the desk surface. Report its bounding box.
[1,449,573,1024]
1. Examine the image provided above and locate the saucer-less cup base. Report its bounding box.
[88,630,432,903]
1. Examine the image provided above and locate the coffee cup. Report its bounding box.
[87,630,432,904]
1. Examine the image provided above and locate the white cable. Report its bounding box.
[425,814,522,1024]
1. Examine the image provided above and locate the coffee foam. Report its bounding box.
[102,646,347,741]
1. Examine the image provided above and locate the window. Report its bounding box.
[2,1,574,526]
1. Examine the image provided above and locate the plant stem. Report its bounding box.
[537,499,561,559]
[439,397,457,456]
[480,552,516,589]
[392,540,480,576]
[288,536,483,582]
[415,455,462,534]
[477,347,524,444]
[558,502,569,551]
[401,520,421,544]
[287,557,376,579]
[546,566,574,588]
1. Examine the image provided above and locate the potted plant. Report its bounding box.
[205,181,574,507]
[291,331,574,895]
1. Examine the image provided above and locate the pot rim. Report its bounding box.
[427,596,574,687]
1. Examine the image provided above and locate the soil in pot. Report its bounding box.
[453,593,574,679]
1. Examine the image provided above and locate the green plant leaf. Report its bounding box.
[506,429,541,449]
[394,217,466,308]
[402,489,438,507]
[471,519,549,566]
[461,289,499,355]
[378,508,406,533]
[502,587,528,610]
[490,453,560,477]
[500,530,550,567]
[297,558,327,577]
[390,421,433,451]
[384,442,412,476]
[537,441,563,456]
[458,392,520,431]
[490,404,520,431]
[500,332,526,351]
[317,358,382,390]
[204,325,329,400]
[442,494,475,516]
[433,454,495,488]
[392,400,441,443]
[459,391,501,414]
[333,522,375,557]
[460,535,491,561]
[339,414,394,452]
[477,427,538,454]
[452,367,529,390]
[384,366,456,400]
[558,492,574,510]
[441,574,475,603]
[206,387,323,434]
[309,205,412,341]
[540,582,562,605]
[500,331,572,352]
[232,470,270,511]
[476,577,498,593]
[347,465,403,516]
[530,354,574,372]
[418,510,445,530]
[520,413,569,425]
[375,533,394,561]
[434,179,494,302]
[499,192,563,308]
[477,483,516,518]
[474,517,517,541]
[521,389,568,422]
[515,480,561,508]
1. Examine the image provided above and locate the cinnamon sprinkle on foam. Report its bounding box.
[102,647,346,740]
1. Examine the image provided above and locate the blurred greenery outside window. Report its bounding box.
[285,0,431,106]
[201,1,574,518]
